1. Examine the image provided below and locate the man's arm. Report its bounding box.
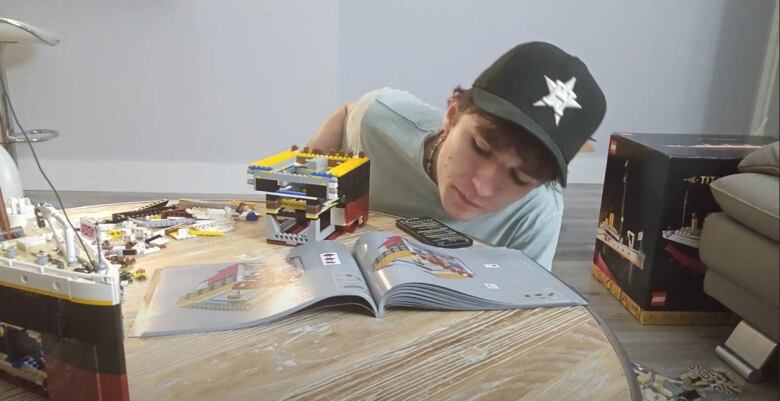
[307,103,353,151]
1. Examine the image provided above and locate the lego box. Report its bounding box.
[592,133,777,325]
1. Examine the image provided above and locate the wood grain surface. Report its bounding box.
[1,201,638,401]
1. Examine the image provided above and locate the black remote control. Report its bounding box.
[395,217,473,248]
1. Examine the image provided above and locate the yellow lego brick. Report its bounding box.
[189,228,225,237]
[329,157,369,177]
[249,149,297,168]
[305,201,335,219]
[280,198,307,210]
[297,151,351,162]
[230,200,260,209]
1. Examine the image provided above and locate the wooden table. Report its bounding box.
[1,202,640,401]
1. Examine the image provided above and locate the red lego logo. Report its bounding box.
[609,140,618,155]
[651,292,667,307]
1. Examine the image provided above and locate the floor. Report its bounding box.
[16,186,780,400]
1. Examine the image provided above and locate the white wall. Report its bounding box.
[2,0,776,192]
[337,0,778,182]
[4,0,340,193]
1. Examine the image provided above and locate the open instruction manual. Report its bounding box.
[131,231,587,337]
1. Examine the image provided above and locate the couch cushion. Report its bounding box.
[701,212,779,308]
[738,141,779,176]
[710,173,779,241]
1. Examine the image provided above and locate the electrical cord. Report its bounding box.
[0,77,97,270]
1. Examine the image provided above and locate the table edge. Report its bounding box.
[586,305,642,401]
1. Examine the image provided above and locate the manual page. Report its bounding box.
[131,240,376,337]
[352,231,587,315]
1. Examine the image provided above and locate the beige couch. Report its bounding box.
[700,141,779,382]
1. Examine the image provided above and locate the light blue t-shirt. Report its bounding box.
[343,88,563,270]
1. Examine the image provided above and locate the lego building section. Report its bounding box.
[0,195,256,400]
[0,188,29,241]
[0,256,128,401]
[1,188,131,401]
[247,146,370,246]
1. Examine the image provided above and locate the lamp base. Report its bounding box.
[0,145,22,199]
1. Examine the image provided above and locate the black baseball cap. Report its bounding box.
[472,42,606,187]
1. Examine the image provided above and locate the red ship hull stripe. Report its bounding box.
[46,355,130,401]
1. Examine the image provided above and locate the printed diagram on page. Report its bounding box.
[372,235,474,279]
[177,257,305,312]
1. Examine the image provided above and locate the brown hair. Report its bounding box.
[448,87,561,184]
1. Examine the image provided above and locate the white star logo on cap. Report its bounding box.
[533,75,581,126]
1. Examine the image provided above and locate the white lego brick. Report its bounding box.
[149,236,169,246]
[172,228,195,240]
[143,246,161,255]
[8,214,29,229]
[5,197,35,218]
[14,236,47,251]
[331,207,346,226]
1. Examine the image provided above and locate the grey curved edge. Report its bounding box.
[0,129,60,145]
[586,305,642,401]
[0,18,59,46]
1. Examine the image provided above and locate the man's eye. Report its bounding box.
[472,138,490,155]
[511,170,530,186]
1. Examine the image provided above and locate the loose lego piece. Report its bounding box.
[169,228,196,240]
[189,229,225,237]
[240,210,259,221]
[146,235,169,247]
[110,200,175,223]
[142,246,160,255]
[132,269,147,281]
[135,217,196,228]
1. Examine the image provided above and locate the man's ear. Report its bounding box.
[443,100,458,131]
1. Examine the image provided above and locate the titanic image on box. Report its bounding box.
[659,176,715,274]
[653,171,724,310]
[594,158,647,297]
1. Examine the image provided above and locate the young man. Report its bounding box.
[308,42,606,270]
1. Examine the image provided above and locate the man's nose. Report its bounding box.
[473,163,502,197]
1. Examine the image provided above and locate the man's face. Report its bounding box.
[435,107,543,221]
